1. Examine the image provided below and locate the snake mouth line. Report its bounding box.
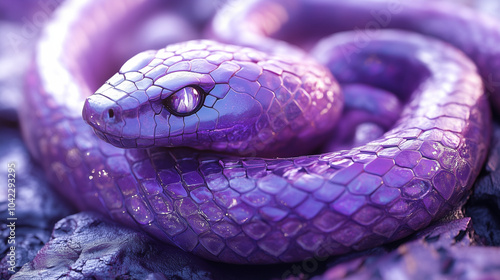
[92,129,144,148]
[92,128,203,149]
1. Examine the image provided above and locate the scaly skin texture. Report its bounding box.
[21,0,492,264]
[82,40,342,157]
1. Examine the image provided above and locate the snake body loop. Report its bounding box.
[22,0,494,264]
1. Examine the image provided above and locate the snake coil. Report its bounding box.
[21,0,495,264]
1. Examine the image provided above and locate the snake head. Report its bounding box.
[83,40,341,156]
[83,40,271,153]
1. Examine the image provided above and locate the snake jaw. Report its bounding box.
[86,39,341,156]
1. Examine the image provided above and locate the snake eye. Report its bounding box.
[163,86,204,116]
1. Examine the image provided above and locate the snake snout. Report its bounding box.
[83,95,124,136]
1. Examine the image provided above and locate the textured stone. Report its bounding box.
[8,212,215,279]
[316,218,500,280]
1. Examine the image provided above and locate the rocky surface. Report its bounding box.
[9,212,214,280]
[316,218,500,280]
[466,124,500,246]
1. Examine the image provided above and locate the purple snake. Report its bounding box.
[21,0,497,264]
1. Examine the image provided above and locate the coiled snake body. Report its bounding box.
[21,0,496,264]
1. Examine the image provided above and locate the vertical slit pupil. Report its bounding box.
[108,109,114,118]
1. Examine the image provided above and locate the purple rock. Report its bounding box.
[0,128,74,279]
[313,218,500,280]
[466,123,500,245]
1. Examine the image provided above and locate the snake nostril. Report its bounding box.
[108,109,115,119]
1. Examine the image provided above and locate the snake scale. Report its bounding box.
[20,0,498,264]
